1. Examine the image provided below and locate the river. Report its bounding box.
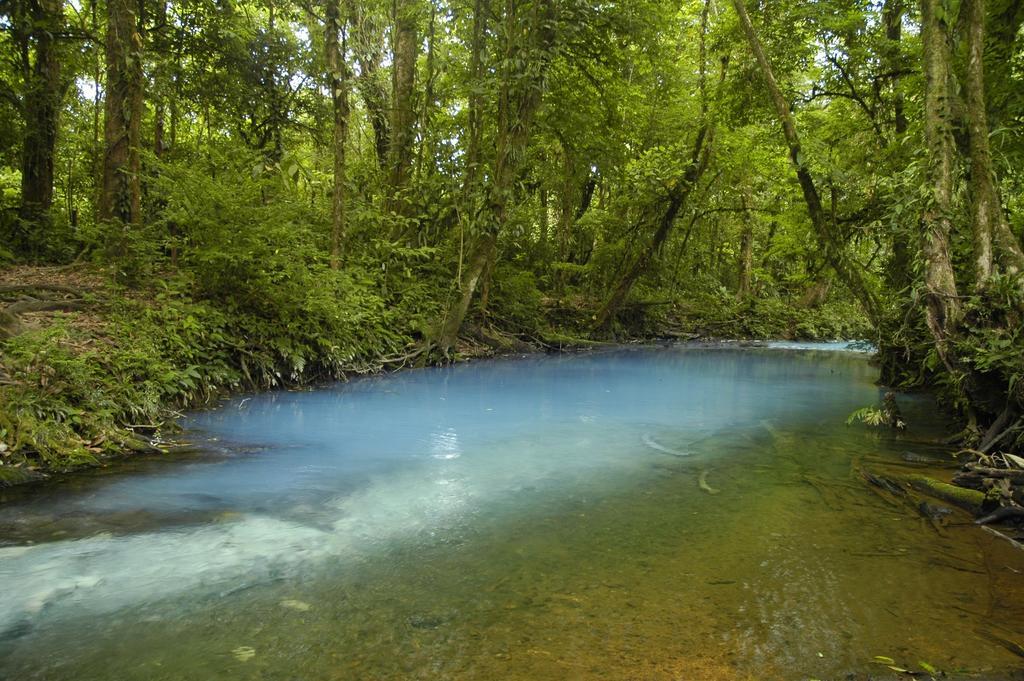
[1,343,1022,679]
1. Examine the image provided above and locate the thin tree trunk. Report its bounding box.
[539,187,549,254]
[883,0,912,290]
[99,0,144,228]
[883,0,907,135]
[731,0,881,324]
[18,0,66,254]
[326,0,350,268]
[414,3,436,185]
[152,1,168,158]
[91,0,101,191]
[737,189,754,299]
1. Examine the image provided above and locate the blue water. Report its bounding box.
[2,344,1022,680]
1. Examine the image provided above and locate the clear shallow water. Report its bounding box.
[1,344,1023,680]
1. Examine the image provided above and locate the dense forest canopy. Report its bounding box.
[1,0,1024,466]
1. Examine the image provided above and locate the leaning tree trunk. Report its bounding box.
[731,0,881,326]
[592,0,719,332]
[99,0,144,229]
[325,0,350,268]
[919,0,961,356]
[592,126,713,331]
[798,276,832,308]
[964,0,1024,279]
[433,0,556,357]
[18,0,66,255]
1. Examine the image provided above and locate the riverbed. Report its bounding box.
[1,343,1022,679]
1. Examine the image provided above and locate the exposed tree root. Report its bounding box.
[1,282,90,339]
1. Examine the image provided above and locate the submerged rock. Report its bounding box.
[408,614,446,630]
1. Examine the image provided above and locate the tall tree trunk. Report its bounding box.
[151,1,169,159]
[387,0,419,224]
[18,0,66,255]
[99,0,144,229]
[737,188,754,299]
[883,0,913,290]
[414,3,436,185]
[965,0,1024,280]
[883,0,907,135]
[325,0,350,268]
[463,0,487,197]
[731,0,881,325]
[919,0,961,353]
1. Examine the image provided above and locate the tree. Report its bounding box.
[918,0,961,360]
[730,0,881,325]
[17,0,68,254]
[434,0,556,355]
[99,0,144,228]
[387,0,419,226]
[964,0,1024,282]
[325,0,351,267]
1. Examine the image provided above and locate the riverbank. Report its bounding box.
[0,264,869,484]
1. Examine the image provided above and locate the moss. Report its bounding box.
[0,464,43,487]
[899,474,987,514]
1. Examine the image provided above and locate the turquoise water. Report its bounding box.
[1,344,1022,679]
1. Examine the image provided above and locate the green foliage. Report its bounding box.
[674,290,870,340]
[489,265,544,331]
[957,274,1024,405]
[846,406,888,427]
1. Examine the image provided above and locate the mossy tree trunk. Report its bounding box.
[919,0,962,363]
[99,0,144,232]
[18,0,68,256]
[964,0,1024,281]
[325,0,350,268]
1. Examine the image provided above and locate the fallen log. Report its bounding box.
[861,470,905,496]
[0,309,23,338]
[898,474,987,514]
[964,464,1024,483]
[976,505,1024,526]
[6,299,86,315]
[951,471,987,491]
[0,283,87,295]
